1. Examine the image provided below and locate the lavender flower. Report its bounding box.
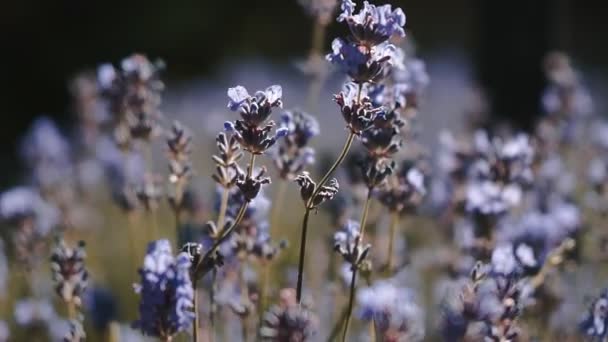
[357,280,425,341]
[98,54,165,147]
[376,165,426,213]
[133,240,195,339]
[334,82,385,135]
[580,289,608,339]
[337,0,406,47]
[50,238,88,306]
[260,289,318,341]
[327,39,397,83]
[333,220,370,268]
[225,85,287,154]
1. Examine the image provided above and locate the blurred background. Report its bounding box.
[1,0,608,187]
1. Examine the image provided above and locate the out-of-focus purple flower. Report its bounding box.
[272,110,319,180]
[133,240,195,339]
[580,289,608,339]
[298,0,338,25]
[0,321,8,342]
[376,165,426,213]
[20,117,74,191]
[334,220,370,268]
[466,181,522,216]
[357,280,424,341]
[14,298,57,326]
[337,0,406,46]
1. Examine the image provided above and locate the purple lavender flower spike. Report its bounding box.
[133,240,195,339]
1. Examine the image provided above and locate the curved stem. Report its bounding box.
[197,202,249,277]
[308,132,356,208]
[296,208,311,304]
[341,268,357,342]
[342,190,373,342]
[386,211,399,273]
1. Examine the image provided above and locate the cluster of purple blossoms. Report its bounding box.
[133,240,195,339]
[357,280,425,341]
[225,85,288,155]
[98,54,165,148]
[465,131,534,217]
[333,220,370,270]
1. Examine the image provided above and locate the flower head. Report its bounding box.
[225,85,286,154]
[334,220,370,267]
[334,82,386,135]
[357,280,424,341]
[337,0,406,47]
[327,39,396,83]
[580,289,608,339]
[133,240,195,339]
[50,238,88,306]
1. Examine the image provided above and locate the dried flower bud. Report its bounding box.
[236,168,271,202]
[294,172,339,209]
[334,82,385,135]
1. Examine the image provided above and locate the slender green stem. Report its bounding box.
[209,269,217,342]
[197,202,248,277]
[307,132,356,207]
[247,153,256,177]
[386,211,399,273]
[342,190,373,342]
[193,279,198,342]
[341,268,357,342]
[296,208,311,303]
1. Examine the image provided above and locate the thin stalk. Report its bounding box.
[341,268,357,342]
[208,187,229,342]
[294,82,363,305]
[342,190,373,342]
[386,211,399,273]
[308,132,355,206]
[296,208,311,303]
[193,279,198,342]
[209,269,217,342]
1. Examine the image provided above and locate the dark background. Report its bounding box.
[1,0,606,186]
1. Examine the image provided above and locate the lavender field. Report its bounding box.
[1,0,608,341]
